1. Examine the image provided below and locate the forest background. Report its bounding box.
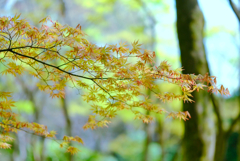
[0,0,239,161]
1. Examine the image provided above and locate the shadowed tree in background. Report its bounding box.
[211,1,240,161]
[177,0,240,161]
[228,0,240,160]
[176,0,214,160]
[17,77,46,161]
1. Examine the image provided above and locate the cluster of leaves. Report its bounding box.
[0,14,230,154]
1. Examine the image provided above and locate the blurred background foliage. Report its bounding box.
[0,0,239,161]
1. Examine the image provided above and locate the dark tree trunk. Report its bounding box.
[226,1,240,160]
[214,130,227,161]
[176,0,214,160]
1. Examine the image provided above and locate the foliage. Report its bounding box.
[0,14,230,154]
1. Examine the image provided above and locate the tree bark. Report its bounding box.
[61,95,73,161]
[214,130,227,161]
[176,0,215,160]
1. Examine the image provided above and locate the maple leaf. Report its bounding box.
[67,146,80,155]
[0,142,11,149]
[74,136,84,144]
[47,130,57,138]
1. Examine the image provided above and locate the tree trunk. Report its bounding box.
[176,0,215,160]
[214,130,227,161]
[61,96,73,161]
[142,110,151,161]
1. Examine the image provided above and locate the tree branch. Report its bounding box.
[5,49,92,80]
[211,93,240,137]
[226,113,240,137]
[229,0,240,21]
[1,48,118,100]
